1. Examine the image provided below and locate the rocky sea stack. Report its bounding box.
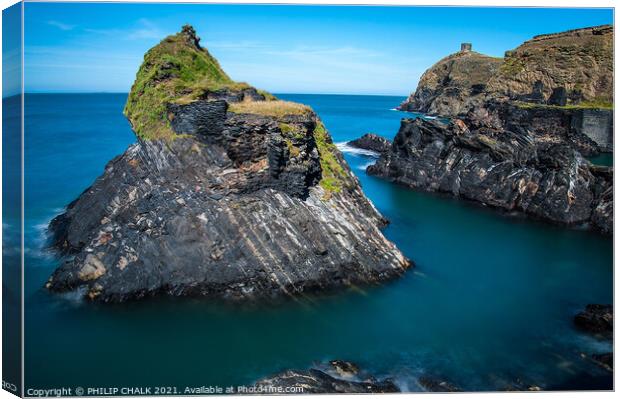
[45,25,410,302]
[370,25,613,233]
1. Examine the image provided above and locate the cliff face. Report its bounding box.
[376,25,613,232]
[367,117,612,233]
[46,26,410,302]
[398,50,502,116]
[400,25,613,115]
[488,25,613,105]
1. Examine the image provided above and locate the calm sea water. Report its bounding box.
[21,93,612,392]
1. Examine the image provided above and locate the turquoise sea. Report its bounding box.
[17,93,612,392]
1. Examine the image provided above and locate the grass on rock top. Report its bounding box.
[514,99,613,111]
[124,26,242,140]
[123,25,351,196]
[228,101,312,118]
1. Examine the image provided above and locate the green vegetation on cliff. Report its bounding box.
[515,99,613,111]
[313,121,349,194]
[124,25,351,196]
[124,25,247,140]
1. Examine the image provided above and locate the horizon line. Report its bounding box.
[7,91,411,98]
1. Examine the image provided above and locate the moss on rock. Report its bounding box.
[124,25,247,140]
[313,121,350,193]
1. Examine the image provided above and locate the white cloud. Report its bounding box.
[84,18,164,41]
[48,20,76,31]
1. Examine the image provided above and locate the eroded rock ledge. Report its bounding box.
[45,26,410,302]
[367,117,612,233]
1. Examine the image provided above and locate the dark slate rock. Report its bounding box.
[46,99,410,302]
[574,304,613,336]
[368,116,613,233]
[348,133,392,154]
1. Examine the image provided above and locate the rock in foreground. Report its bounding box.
[591,353,613,372]
[574,304,613,336]
[45,26,409,302]
[254,361,399,394]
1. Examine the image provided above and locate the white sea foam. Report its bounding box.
[336,142,380,158]
[357,160,376,171]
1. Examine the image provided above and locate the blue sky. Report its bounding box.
[23,3,613,95]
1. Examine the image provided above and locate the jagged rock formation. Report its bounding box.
[398,46,502,116]
[254,361,399,393]
[398,25,613,155]
[367,117,613,233]
[348,133,391,154]
[45,25,409,302]
[487,25,613,105]
[400,25,613,114]
[370,25,613,232]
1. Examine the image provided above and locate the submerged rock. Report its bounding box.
[254,361,399,394]
[348,133,392,154]
[591,353,613,372]
[574,304,613,336]
[45,26,410,302]
[367,117,612,232]
[417,375,461,392]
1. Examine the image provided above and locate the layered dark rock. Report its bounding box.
[254,361,399,394]
[367,117,612,232]
[398,25,613,155]
[45,26,410,302]
[397,48,502,116]
[372,25,613,232]
[348,133,391,154]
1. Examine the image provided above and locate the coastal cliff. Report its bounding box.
[45,25,410,302]
[369,25,613,232]
[400,25,612,115]
[398,25,613,155]
[367,118,612,232]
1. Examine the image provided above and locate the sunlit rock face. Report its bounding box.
[45,26,410,302]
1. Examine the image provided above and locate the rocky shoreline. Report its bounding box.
[365,116,612,233]
[363,25,613,233]
[254,361,400,394]
[574,304,613,374]
[45,26,410,302]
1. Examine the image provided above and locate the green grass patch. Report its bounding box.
[124,25,247,140]
[228,100,312,118]
[284,138,301,157]
[313,121,350,194]
[514,100,613,111]
[499,56,526,76]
